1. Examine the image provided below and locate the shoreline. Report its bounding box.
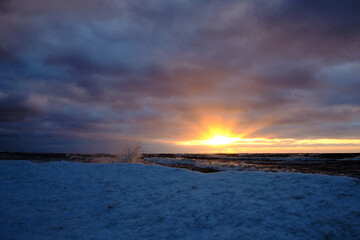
[1,152,359,178]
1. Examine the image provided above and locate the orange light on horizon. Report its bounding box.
[180,119,244,146]
[183,135,241,145]
[172,117,360,153]
[177,137,360,146]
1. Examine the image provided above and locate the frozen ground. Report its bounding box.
[0,161,359,240]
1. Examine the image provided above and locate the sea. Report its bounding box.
[1,151,359,178]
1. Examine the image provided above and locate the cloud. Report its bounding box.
[1,0,359,152]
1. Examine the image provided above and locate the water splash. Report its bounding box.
[118,143,142,163]
[67,143,143,163]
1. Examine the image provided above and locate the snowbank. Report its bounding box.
[0,161,359,240]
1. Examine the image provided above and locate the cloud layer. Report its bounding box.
[1,0,360,152]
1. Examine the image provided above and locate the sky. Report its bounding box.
[0,0,360,153]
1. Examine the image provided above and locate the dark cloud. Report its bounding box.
[255,0,360,60]
[0,0,11,13]
[0,94,45,122]
[0,46,10,61]
[269,0,360,33]
[0,0,359,152]
[44,52,130,76]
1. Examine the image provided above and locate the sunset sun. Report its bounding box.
[178,123,243,146]
[204,135,239,145]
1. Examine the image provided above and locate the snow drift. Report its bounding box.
[0,161,359,240]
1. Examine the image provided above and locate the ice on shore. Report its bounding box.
[0,160,359,240]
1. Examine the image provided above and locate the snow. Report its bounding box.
[1,161,359,240]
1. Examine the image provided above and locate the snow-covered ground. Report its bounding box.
[1,161,359,240]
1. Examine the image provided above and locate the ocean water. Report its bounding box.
[142,153,360,176]
[1,151,359,177]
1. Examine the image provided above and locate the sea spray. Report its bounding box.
[67,143,143,163]
[118,143,142,163]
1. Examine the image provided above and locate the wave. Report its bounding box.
[67,144,142,164]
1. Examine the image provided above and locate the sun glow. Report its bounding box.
[179,124,243,146]
[189,135,241,145]
[182,119,243,146]
[174,118,360,152]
